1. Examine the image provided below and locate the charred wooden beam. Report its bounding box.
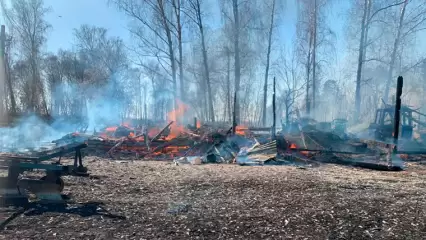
[286,148,380,155]
[393,76,403,153]
[107,137,126,158]
[150,121,174,143]
[247,127,272,131]
[347,160,403,171]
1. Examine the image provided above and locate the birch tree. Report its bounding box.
[219,0,259,124]
[171,0,185,103]
[185,0,215,122]
[351,0,406,120]
[261,0,276,126]
[383,0,426,102]
[1,0,51,113]
[296,0,334,116]
[112,0,179,114]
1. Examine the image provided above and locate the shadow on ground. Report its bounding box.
[0,200,126,230]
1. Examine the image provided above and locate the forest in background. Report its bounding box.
[1,0,426,128]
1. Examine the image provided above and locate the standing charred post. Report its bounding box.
[393,76,403,153]
[232,88,237,135]
[272,77,276,139]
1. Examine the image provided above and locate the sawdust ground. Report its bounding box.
[1,157,426,239]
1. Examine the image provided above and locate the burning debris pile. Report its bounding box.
[83,121,270,163]
[72,100,277,163]
[3,87,426,175]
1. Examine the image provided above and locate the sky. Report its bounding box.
[4,0,349,56]
[0,0,351,80]
[43,0,131,53]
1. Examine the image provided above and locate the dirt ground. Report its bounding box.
[2,157,426,240]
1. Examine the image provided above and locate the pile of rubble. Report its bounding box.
[77,121,275,164]
[37,113,425,171]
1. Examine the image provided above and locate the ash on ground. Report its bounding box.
[2,158,426,239]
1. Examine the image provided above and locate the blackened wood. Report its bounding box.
[393,76,403,153]
[107,137,126,158]
[151,121,174,143]
[232,88,237,134]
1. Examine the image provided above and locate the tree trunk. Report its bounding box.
[272,76,276,138]
[232,0,241,124]
[312,0,317,113]
[262,0,275,127]
[362,0,372,67]
[305,32,313,115]
[384,0,408,103]
[286,102,290,127]
[5,53,16,114]
[232,86,237,134]
[198,73,208,120]
[196,0,215,122]
[0,25,5,119]
[158,0,178,119]
[354,0,369,122]
[226,48,232,123]
[174,0,185,104]
[30,49,38,112]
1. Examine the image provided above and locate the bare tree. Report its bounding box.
[184,0,215,122]
[171,0,185,103]
[382,0,426,102]
[3,30,16,114]
[261,0,276,126]
[74,25,127,79]
[232,0,241,124]
[277,48,305,126]
[1,0,51,114]
[296,0,334,116]
[354,0,370,121]
[112,0,179,115]
[219,0,260,124]
[0,25,6,119]
[351,0,407,120]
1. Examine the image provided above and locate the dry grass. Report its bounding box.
[1,158,426,239]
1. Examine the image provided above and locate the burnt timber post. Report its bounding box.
[232,88,237,134]
[272,76,276,139]
[393,76,403,154]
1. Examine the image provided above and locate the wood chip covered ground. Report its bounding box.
[2,158,426,239]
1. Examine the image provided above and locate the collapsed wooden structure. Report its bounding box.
[2,75,426,209]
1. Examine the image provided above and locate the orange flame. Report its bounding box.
[166,100,189,140]
[105,122,133,133]
[106,126,117,132]
[235,125,248,135]
[196,120,201,129]
[168,99,188,122]
[288,143,309,156]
